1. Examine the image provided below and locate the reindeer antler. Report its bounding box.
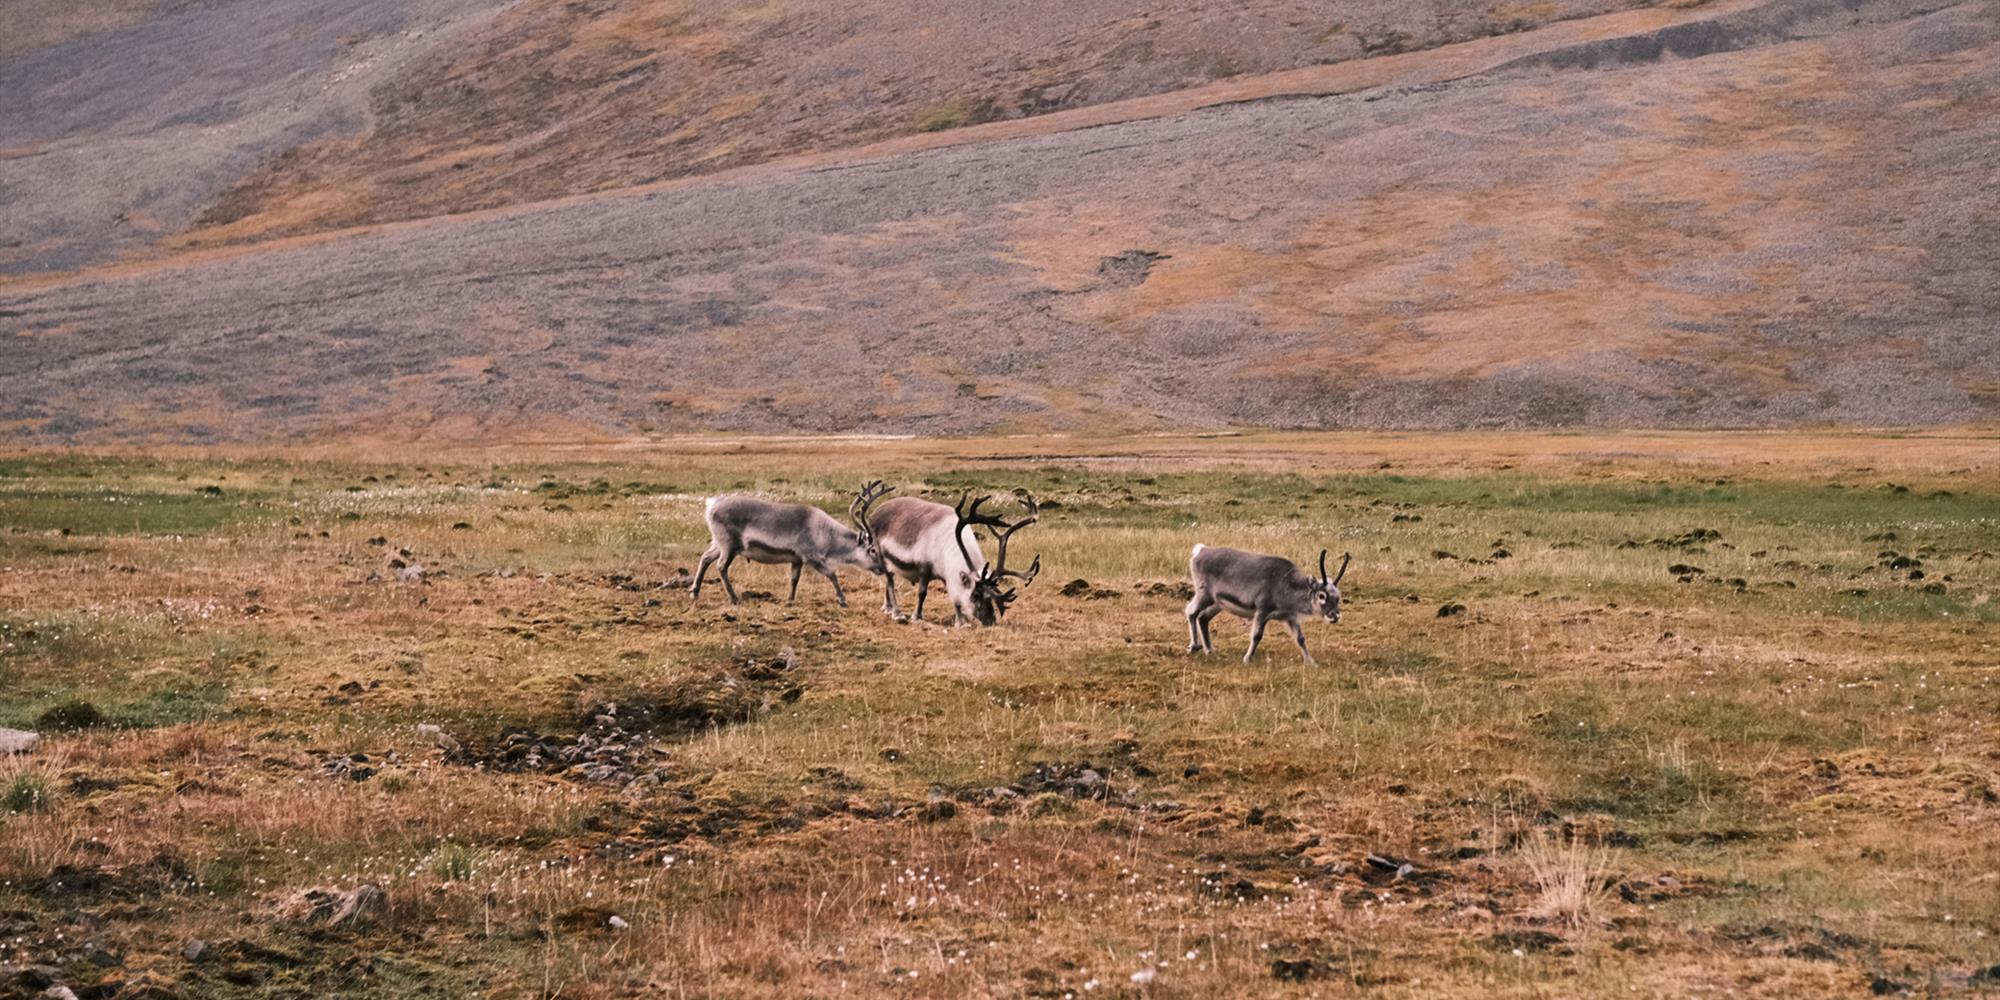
[850,480,893,543]
[953,491,1042,588]
[989,493,1041,585]
[1334,552,1351,585]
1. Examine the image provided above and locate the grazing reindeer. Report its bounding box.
[1185,545,1349,664]
[691,484,890,606]
[863,488,1041,625]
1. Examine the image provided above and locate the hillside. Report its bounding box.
[2,0,1997,442]
[0,0,1661,275]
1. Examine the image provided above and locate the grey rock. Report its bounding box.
[281,883,387,926]
[328,884,386,925]
[0,728,39,755]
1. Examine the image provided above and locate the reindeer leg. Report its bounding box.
[818,563,848,608]
[1243,610,1271,664]
[1286,618,1316,667]
[913,577,930,622]
[1185,593,1211,654]
[717,550,741,604]
[1197,606,1221,654]
[786,561,803,603]
[692,546,719,600]
[882,574,903,620]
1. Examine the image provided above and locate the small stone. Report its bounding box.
[607,915,629,931]
[417,725,459,753]
[42,987,79,1000]
[183,939,209,963]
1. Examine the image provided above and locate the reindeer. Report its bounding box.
[691,484,891,606]
[859,487,1041,625]
[1185,545,1349,665]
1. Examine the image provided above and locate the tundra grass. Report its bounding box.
[0,433,1995,998]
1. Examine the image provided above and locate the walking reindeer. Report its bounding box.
[691,487,888,606]
[1185,545,1350,664]
[854,483,1041,626]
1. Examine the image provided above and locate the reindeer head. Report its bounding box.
[953,492,1042,625]
[1313,550,1351,623]
[848,480,894,573]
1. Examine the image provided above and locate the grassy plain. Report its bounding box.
[1,431,1997,998]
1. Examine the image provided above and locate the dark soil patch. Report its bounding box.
[443,713,660,784]
[444,651,805,781]
[599,649,806,736]
[35,700,107,731]
[35,853,197,901]
[1096,250,1169,288]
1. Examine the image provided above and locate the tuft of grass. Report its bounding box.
[431,842,485,882]
[910,97,1002,133]
[4,771,54,813]
[914,104,966,132]
[1520,830,1616,928]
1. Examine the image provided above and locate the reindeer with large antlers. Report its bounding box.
[1185,545,1350,665]
[690,484,891,606]
[857,485,1042,625]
